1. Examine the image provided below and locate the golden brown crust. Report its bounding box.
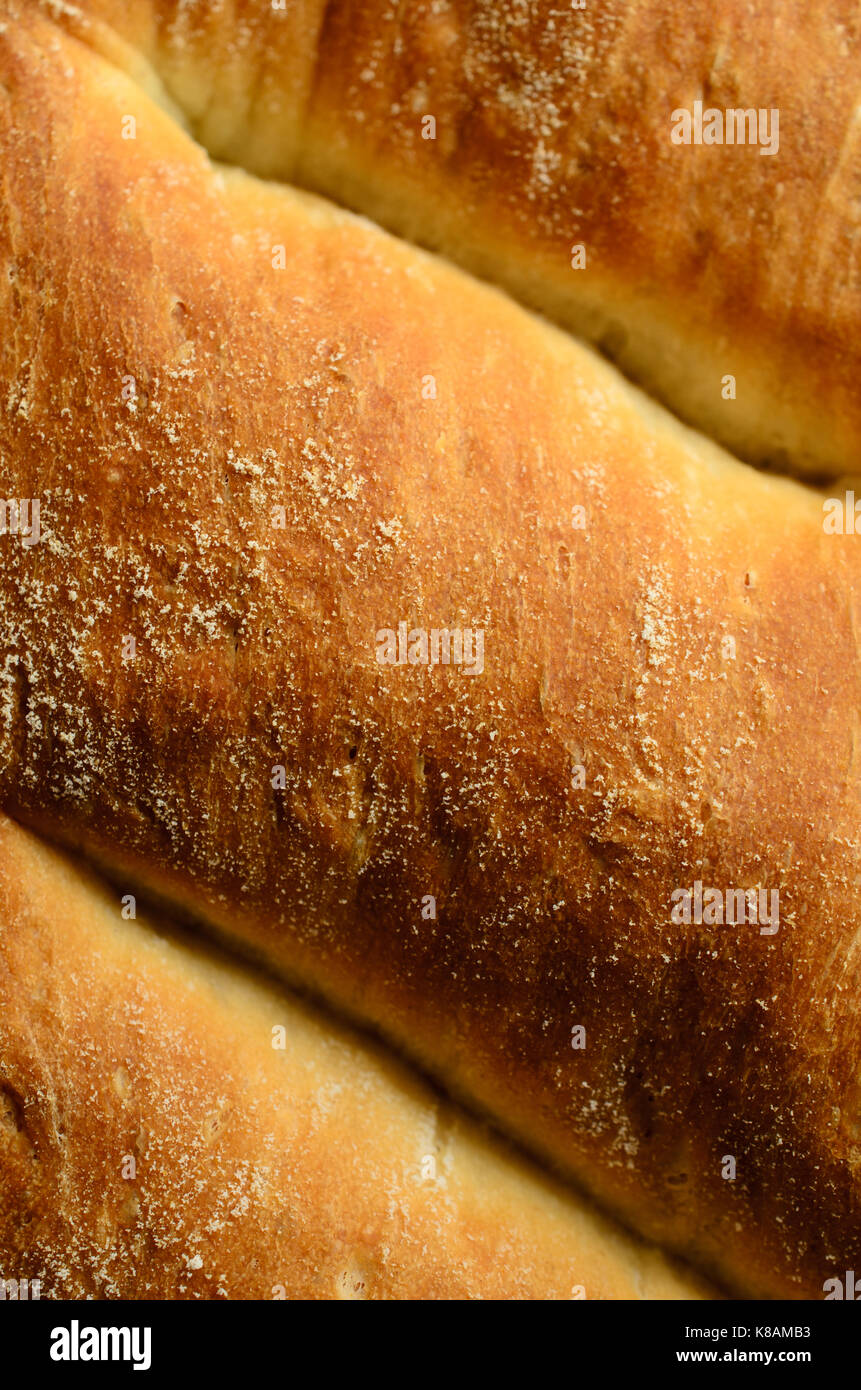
[1,5,861,1295]
[0,6,859,1299]
[0,814,715,1300]
[301,0,861,479]
[35,0,861,479]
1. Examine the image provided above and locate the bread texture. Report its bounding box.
[1,813,720,1300]
[33,0,861,480]
[0,4,858,1300]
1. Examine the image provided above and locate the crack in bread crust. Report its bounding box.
[31,0,861,480]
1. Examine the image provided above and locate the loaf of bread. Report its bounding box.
[35,0,861,479]
[0,812,716,1300]
[0,0,858,1301]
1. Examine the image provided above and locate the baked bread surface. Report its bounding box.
[36,0,861,478]
[0,0,858,1300]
